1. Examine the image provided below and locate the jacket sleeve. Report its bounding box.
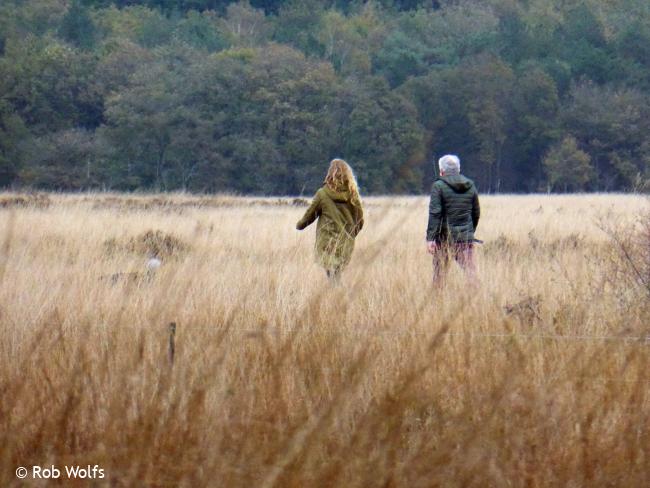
[296,193,320,230]
[353,202,364,236]
[471,191,480,231]
[426,183,443,241]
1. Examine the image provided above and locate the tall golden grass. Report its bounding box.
[0,192,648,487]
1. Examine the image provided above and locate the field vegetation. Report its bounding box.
[0,192,648,486]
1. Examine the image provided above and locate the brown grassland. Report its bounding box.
[0,192,648,487]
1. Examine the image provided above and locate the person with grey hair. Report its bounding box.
[426,154,481,284]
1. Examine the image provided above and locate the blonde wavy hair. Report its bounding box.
[324,159,361,205]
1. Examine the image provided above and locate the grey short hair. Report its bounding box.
[438,154,460,174]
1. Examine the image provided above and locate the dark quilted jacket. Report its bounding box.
[426,174,480,243]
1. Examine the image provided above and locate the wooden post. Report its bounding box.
[169,322,176,366]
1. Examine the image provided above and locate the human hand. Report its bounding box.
[427,241,438,254]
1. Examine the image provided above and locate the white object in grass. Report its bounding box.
[146,258,162,271]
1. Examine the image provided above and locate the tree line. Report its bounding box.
[1,0,650,194]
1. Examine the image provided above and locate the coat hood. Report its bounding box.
[323,186,351,203]
[439,174,473,193]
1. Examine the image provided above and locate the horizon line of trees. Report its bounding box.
[1,0,650,195]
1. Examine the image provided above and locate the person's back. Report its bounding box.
[314,186,361,241]
[296,159,364,281]
[426,155,480,283]
[428,174,479,243]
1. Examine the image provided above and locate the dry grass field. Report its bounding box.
[0,192,648,487]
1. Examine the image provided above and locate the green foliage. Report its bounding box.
[19,129,100,189]
[0,0,68,38]
[0,103,28,186]
[402,54,514,192]
[317,4,385,77]
[543,136,594,192]
[93,5,172,47]
[101,44,205,189]
[374,4,498,86]
[1,0,650,193]
[174,10,228,51]
[219,1,273,47]
[59,0,97,50]
[0,37,101,132]
[339,76,425,192]
[509,64,561,190]
[560,83,650,191]
[273,0,325,55]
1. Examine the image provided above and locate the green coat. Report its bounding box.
[426,174,480,243]
[296,187,364,270]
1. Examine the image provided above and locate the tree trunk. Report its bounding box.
[156,144,166,191]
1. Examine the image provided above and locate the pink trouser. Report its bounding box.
[432,242,477,284]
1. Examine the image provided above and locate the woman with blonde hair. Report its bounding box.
[296,159,364,281]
